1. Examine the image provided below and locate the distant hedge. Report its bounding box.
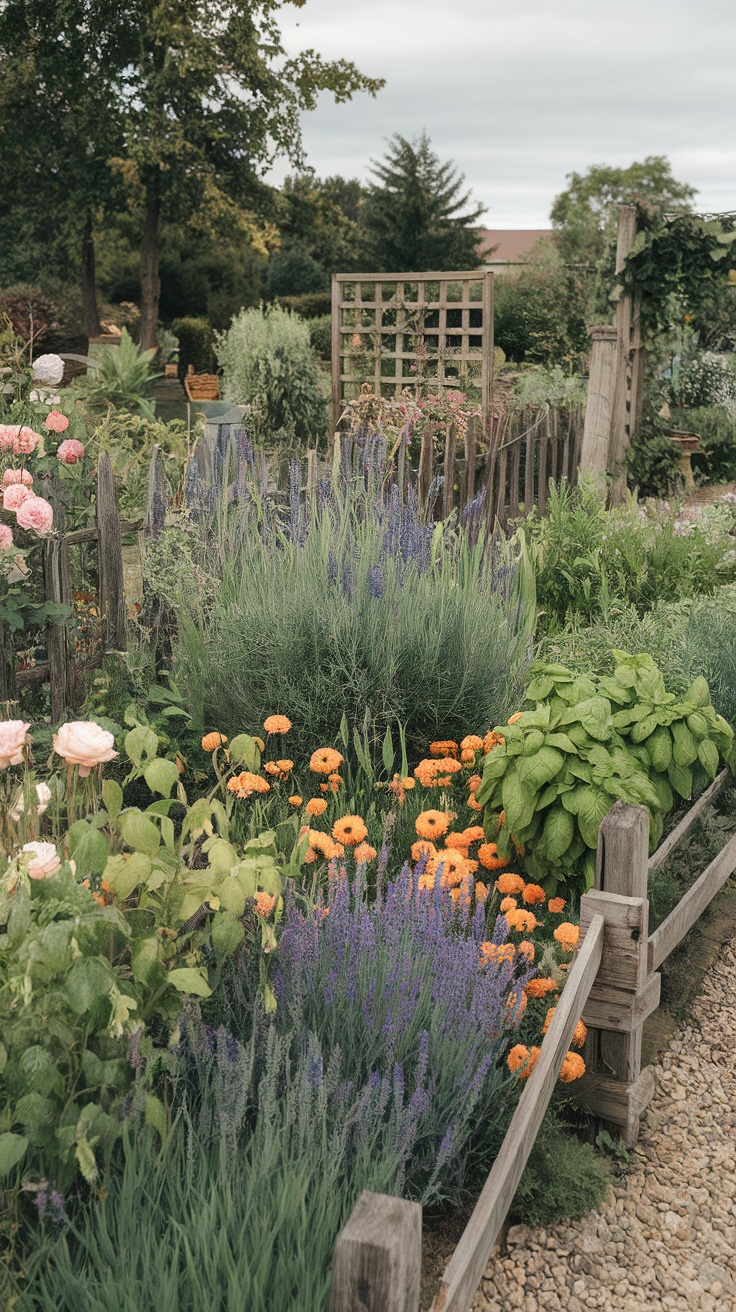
[275,292,332,319]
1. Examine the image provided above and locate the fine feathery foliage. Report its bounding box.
[173,477,532,759]
[217,304,327,440]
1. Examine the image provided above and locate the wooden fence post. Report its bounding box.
[442,423,456,519]
[144,444,169,542]
[44,537,69,723]
[330,1191,421,1312]
[97,451,127,652]
[576,801,658,1145]
[463,414,476,509]
[418,426,433,515]
[608,204,638,505]
[306,448,318,504]
[579,325,618,486]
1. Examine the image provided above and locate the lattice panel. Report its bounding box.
[331,271,494,434]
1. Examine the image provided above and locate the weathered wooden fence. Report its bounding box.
[330,781,736,1312]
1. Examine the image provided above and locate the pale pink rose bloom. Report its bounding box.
[56,438,85,465]
[0,719,30,768]
[21,840,61,879]
[12,427,42,456]
[0,425,17,450]
[2,483,33,512]
[16,495,54,535]
[45,410,70,434]
[53,720,118,776]
[2,468,33,487]
[0,524,13,548]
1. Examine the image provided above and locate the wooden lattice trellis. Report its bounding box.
[331,270,494,435]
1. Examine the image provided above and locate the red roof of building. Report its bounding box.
[477,229,553,263]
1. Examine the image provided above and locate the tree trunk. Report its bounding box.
[81,211,102,339]
[139,180,161,350]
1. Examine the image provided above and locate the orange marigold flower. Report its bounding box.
[504,907,538,933]
[328,772,342,786]
[320,782,329,793]
[462,826,486,845]
[353,841,377,863]
[276,759,293,773]
[522,882,546,906]
[415,809,451,841]
[332,815,368,847]
[417,870,436,892]
[494,872,525,895]
[429,740,459,758]
[466,859,478,873]
[572,1018,587,1048]
[306,797,328,817]
[553,922,580,951]
[524,977,559,999]
[288,795,302,807]
[449,882,472,908]
[445,831,471,852]
[518,939,535,961]
[507,712,523,725]
[548,897,566,914]
[468,792,483,812]
[254,891,276,918]
[483,730,504,754]
[309,830,344,860]
[480,941,515,968]
[475,880,489,902]
[201,731,227,752]
[264,715,292,734]
[478,842,509,871]
[467,773,482,792]
[411,839,437,863]
[500,896,518,913]
[309,747,344,774]
[461,747,477,763]
[227,771,270,798]
[559,1051,586,1083]
[264,761,281,776]
[402,777,415,789]
[461,734,484,754]
[430,850,472,888]
[507,1044,539,1078]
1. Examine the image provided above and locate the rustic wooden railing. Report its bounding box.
[330,783,736,1312]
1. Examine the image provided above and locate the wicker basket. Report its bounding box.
[184,364,220,402]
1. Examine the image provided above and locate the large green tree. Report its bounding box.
[551,155,696,270]
[0,1,383,346]
[360,132,484,272]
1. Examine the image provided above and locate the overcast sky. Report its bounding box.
[271,0,736,226]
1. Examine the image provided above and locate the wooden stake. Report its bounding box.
[97,451,127,652]
[330,1191,421,1312]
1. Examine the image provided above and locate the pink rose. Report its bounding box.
[21,841,61,879]
[0,524,12,548]
[0,426,15,451]
[46,410,70,434]
[12,427,42,456]
[53,720,118,776]
[0,719,30,768]
[16,495,53,536]
[2,483,32,512]
[2,468,33,487]
[56,438,85,465]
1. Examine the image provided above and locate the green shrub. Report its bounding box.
[70,330,160,419]
[477,654,734,891]
[170,315,215,382]
[626,431,682,497]
[216,304,327,440]
[511,1108,610,1227]
[308,313,332,361]
[523,480,735,633]
[275,291,332,318]
[266,245,327,298]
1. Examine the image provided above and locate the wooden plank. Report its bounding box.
[431,915,604,1312]
[306,449,318,504]
[608,204,638,504]
[331,274,341,433]
[508,436,520,521]
[648,827,736,973]
[463,414,476,508]
[330,1190,421,1312]
[418,425,434,514]
[537,413,549,514]
[443,423,456,519]
[524,422,535,511]
[44,538,67,723]
[579,890,649,991]
[574,1065,656,1129]
[581,969,660,1033]
[481,271,494,443]
[495,446,507,529]
[97,451,127,652]
[334,270,485,283]
[648,768,729,871]
[63,520,141,546]
[144,444,169,542]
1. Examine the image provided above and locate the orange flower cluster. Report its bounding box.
[306,797,328,817]
[483,730,504,754]
[479,941,515,968]
[264,715,292,734]
[254,892,276,918]
[227,772,270,798]
[507,1043,540,1078]
[521,883,546,906]
[305,829,344,862]
[264,757,293,782]
[411,838,437,863]
[505,908,538,933]
[332,815,368,847]
[289,795,302,807]
[460,734,484,763]
[201,731,227,752]
[524,976,558,999]
[354,841,377,863]
[415,809,451,841]
[388,773,415,805]
[310,747,344,774]
[542,1008,587,1049]
[429,740,459,758]
[548,897,566,914]
[444,825,485,853]
[478,842,508,872]
[414,756,462,787]
[320,772,343,793]
[495,872,525,895]
[559,1052,586,1082]
[553,922,580,951]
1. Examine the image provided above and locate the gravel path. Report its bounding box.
[472,937,736,1312]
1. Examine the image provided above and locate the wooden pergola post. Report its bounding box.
[579,324,618,486]
[607,204,638,504]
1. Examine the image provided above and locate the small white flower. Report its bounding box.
[32,354,64,386]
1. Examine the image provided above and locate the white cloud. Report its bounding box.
[269,0,736,225]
